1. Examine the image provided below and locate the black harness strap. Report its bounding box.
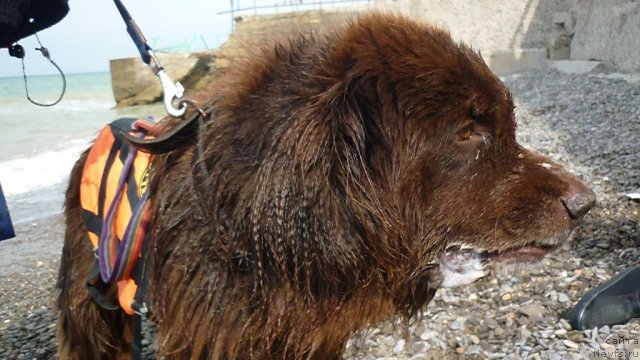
[132,314,143,359]
[130,234,150,315]
[123,112,199,154]
[86,255,119,311]
[129,227,152,359]
[98,137,122,219]
[81,210,102,237]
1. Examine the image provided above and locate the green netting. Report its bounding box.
[149,33,230,52]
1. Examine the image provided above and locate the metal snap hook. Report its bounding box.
[156,69,187,117]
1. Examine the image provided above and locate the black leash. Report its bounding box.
[112,0,186,118]
[113,0,152,65]
[8,33,67,107]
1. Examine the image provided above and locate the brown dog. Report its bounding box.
[56,12,595,360]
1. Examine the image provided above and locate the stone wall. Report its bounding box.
[215,4,557,75]
[223,1,569,54]
[393,0,567,52]
[395,0,640,73]
[570,0,640,73]
[215,10,358,68]
[110,52,215,108]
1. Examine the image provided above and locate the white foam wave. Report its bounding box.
[50,98,115,112]
[0,140,89,197]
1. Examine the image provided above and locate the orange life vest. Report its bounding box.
[80,118,152,315]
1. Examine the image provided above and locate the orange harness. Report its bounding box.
[80,118,152,315]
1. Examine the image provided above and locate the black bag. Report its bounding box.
[0,0,69,47]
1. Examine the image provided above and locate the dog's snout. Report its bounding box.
[561,182,596,220]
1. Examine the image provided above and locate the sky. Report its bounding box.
[0,0,235,77]
[0,1,361,78]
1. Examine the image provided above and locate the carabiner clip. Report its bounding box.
[146,50,187,118]
[157,69,187,117]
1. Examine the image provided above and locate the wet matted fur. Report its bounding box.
[57,12,593,360]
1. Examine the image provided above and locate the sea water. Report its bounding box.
[0,72,164,225]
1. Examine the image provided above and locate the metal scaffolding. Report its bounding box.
[220,0,374,30]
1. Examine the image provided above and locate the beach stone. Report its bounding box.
[555,329,567,336]
[563,340,580,349]
[419,330,439,341]
[411,341,430,353]
[519,304,548,320]
[520,327,532,341]
[488,352,507,359]
[449,320,463,330]
[485,318,498,329]
[559,319,572,331]
[393,339,405,354]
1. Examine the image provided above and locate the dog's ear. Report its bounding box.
[308,68,388,190]
[311,32,397,190]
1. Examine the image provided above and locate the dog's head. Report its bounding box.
[309,13,595,290]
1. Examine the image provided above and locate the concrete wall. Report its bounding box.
[110,52,215,108]
[217,2,567,75]
[215,10,358,68]
[395,0,640,73]
[570,0,640,73]
[109,0,640,107]
[228,1,567,54]
[393,0,567,52]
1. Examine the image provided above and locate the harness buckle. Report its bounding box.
[132,301,148,316]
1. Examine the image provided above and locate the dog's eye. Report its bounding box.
[459,124,473,141]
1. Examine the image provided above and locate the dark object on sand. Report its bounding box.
[0,182,15,241]
[0,0,69,47]
[569,265,640,330]
[57,13,594,359]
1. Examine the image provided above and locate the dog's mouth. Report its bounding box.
[433,239,566,288]
[444,241,561,264]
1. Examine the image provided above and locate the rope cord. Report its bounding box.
[21,33,67,107]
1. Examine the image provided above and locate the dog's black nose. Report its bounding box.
[562,183,596,220]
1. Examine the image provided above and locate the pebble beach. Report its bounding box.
[0,68,638,359]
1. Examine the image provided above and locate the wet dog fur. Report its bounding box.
[56,12,593,360]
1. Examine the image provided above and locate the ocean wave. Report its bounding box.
[0,97,115,115]
[0,140,89,197]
